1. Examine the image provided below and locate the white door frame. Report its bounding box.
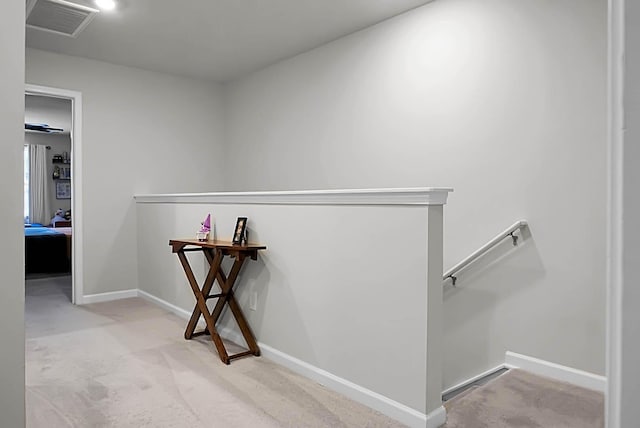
[607,0,623,426]
[25,83,84,305]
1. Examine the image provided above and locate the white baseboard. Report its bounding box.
[217,325,436,428]
[505,351,606,392]
[427,406,447,428]
[137,289,195,320]
[133,290,435,428]
[81,288,138,304]
[260,342,431,428]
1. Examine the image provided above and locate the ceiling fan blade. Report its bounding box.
[25,123,64,133]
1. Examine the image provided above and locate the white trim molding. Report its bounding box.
[259,340,433,428]
[607,0,624,426]
[505,351,606,392]
[426,406,447,428]
[218,325,442,428]
[137,289,204,326]
[134,187,453,206]
[82,289,138,304]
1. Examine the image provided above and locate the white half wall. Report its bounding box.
[222,0,607,389]
[0,2,25,426]
[135,188,449,421]
[25,49,226,296]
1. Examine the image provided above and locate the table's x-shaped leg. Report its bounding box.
[178,248,260,364]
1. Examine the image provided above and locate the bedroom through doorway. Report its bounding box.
[24,84,83,305]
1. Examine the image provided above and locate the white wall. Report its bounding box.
[223,0,607,388]
[26,49,226,295]
[0,1,25,425]
[135,192,446,424]
[140,202,430,411]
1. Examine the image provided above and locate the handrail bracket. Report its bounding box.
[509,232,518,246]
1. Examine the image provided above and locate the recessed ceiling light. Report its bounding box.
[94,0,116,11]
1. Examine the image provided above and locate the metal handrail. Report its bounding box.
[444,220,528,286]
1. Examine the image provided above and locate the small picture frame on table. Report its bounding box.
[232,217,247,245]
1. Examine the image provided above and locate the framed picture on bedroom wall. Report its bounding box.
[56,181,71,199]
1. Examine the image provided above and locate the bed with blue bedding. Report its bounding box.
[25,224,70,274]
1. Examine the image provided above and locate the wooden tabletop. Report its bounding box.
[169,238,267,253]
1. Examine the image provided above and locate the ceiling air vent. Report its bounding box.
[26,0,99,38]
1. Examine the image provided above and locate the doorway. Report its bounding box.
[25,84,83,304]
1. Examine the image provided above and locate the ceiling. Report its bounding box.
[25,0,433,82]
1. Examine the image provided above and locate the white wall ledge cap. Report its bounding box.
[134,187,452,206]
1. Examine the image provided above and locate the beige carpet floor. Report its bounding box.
[443,369,604,428]
[26,276,605,428]
[25,276,405,428]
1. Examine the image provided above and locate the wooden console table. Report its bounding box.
[169,238,267,364]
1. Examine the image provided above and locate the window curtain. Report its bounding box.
[29,144,52,225]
